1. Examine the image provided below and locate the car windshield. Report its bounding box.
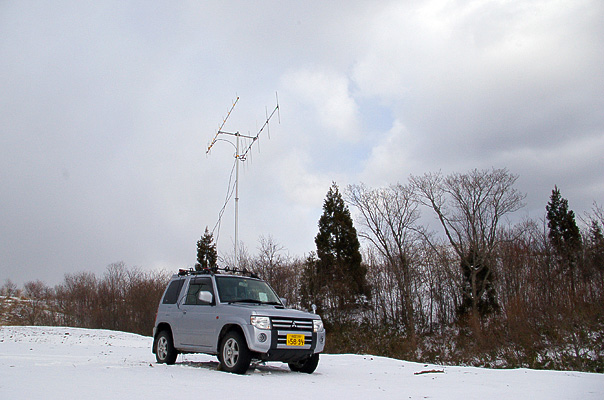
[215,276,282,305]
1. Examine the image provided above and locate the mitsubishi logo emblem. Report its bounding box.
[291,321,297,328]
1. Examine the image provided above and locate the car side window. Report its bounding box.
[162,279,184,304]
[184,277,214,305]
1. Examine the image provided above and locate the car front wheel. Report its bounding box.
[289,353,320,373]
[219,331,251,374]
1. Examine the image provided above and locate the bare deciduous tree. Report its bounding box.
[22,280,50,325]
[347,183,424,340]
[1,279,19,297]
[411,168,525,322]
[253,235,301,306]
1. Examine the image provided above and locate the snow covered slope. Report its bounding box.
[1,326,603,399]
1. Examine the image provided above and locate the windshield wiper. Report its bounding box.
[228,299,282,305]
[228,299,263,304]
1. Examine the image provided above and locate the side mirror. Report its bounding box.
[280,297,287,307]
[198,291,213,304]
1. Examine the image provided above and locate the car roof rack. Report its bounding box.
[177,268,212,276]
[178,266,260,279]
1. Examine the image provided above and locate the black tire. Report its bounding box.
[155,330,178,365]
[219,331,251,374]
[289,353,320,374]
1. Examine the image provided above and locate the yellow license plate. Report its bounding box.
[286,334,305,346]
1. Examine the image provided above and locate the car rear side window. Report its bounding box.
[162,279,184,304]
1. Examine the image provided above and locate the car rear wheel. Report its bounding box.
[155,330,178,365]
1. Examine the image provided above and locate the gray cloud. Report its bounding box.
[1,1,602,285]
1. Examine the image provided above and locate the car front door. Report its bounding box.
[178,277,217,348]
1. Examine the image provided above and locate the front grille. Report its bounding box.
[271,318,313,331]
[271,318,314,350]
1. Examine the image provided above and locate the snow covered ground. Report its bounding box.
[1,326,603,399]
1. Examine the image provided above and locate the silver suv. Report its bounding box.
[152,269,326,374]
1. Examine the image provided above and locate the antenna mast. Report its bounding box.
[206,94,280,269]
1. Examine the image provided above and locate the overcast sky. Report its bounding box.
[2,1,603,286]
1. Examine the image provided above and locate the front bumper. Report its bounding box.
[243,321,326,361]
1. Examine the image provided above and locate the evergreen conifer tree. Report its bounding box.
[311,182,369,323]
[196,227,217,271]
[546,186,582,257]
[546,186,582,293]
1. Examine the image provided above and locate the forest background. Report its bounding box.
[2,168,603,373]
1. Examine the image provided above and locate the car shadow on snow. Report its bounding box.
[178,360,221,370]
[176,360,293,375]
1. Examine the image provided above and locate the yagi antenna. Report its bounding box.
[206,93,280,269]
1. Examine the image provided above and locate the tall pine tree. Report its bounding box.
[196,227,217,271]
[546,186,582,294]
[309,182,369,324]
[546,186,582,256]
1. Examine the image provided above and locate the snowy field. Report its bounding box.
[1,326,603,399]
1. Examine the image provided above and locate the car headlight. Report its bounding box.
[250,316,271,330]
[313,319,324,332]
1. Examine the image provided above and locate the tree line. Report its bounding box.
[198,168,603,372]
[0,263,170,336]
[2,167,603,372]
